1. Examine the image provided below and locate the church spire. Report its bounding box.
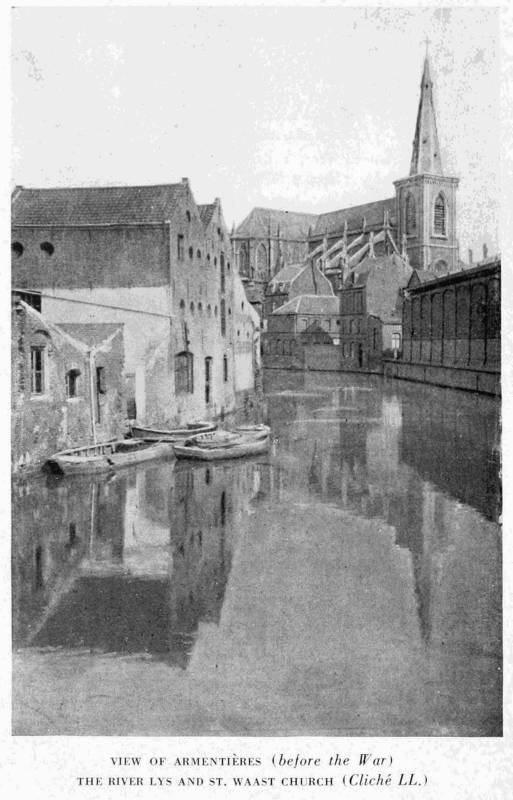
[409,50,443,176]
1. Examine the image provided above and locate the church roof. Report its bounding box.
[235,207,317,239]
[312,197,396,237]
[409,54,443,176]
[267,263,305,292]
[272,294,339,316]
[12,183,186,226]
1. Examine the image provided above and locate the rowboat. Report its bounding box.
[131,421,217,442]
[173,429,270,461]
[45,439,173,475]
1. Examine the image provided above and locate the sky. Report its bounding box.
[11,5,500,258]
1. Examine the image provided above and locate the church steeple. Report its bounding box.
[409,52,443,176]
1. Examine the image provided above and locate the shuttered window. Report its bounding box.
[175,351,194,394]
[406,194,416,234]
[434,194,446,236]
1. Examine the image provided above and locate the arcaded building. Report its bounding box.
[11,180,260,429]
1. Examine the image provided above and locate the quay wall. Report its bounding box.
[384,360,500,396]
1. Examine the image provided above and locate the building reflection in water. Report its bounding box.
[12,370,501,735]
[12,457,273,669]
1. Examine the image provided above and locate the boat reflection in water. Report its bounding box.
[12,370,501,736]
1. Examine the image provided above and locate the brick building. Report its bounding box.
[263,260,333,323]
[263,294,340,369]
[12,299,125,472]
[339,253,412,370]
[12,180,260,428]
[388,257,500,395]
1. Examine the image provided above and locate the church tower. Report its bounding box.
[394,51,459,273]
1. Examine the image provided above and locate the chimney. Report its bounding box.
[468,248,473,265]
[482,243,488,261]
[181,177,189,186]
[214,197,221,207]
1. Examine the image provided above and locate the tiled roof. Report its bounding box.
[343,254,412,320]
[272,294,339,316]
[235,207,318,239]
[312,197,396,237]
[198,203,216,228]
[267,263,304,291]
[12,183,186,226]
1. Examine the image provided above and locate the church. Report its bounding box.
[233,50,462,317]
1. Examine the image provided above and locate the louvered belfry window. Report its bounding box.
[405,194,416,234]
[434,194,446,236]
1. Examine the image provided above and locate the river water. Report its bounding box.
[12,370,501,736]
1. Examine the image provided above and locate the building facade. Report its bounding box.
[387,258,500,395]
[339,253,412,371]
[12,299,125,472]
[12,181,260,429]
[263,294,340,369]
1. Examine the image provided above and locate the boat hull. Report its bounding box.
[174,436,270,461]
[46,440,173,475]
[131,421,216,442]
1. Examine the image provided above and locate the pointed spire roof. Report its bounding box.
[409,53,443,176]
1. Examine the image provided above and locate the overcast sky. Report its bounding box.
[12,5,499,258]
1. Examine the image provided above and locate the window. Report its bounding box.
[175,351,194,394]
[223,354,228,382]
[392,333,401,352]
[179,299,185,311]
[405,193,416,234]
[205,357,213,404]
[30,347,45,394]
[198,302,203,313]
[434,194,446,236]
[190,301,195,313]
[373,328,377,350]
[197,249,201,259]
[220,299,226,336]
[189,246,194,259]
[40,241,54,256]
[177,235,184,260]
[12,242,23,257]
[66,368,81,398]
[186,211,191,223]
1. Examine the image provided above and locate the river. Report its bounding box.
[12,369,501,735]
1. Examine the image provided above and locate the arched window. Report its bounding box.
[197,249,201,259]
[220,299,226,335]
[175,351,193,394]
[405,193,416,235]
[66,368,81,398]
[188,246,194,259]
[186,211,191,223]
[434,194,446,236]
[30,346,46,394]
[239,244,249,275]
[190,301,195,313]
[256,243,267,279]
[223,354,228,383]
[12,242,23,257]
[40,241,54,256]
[179,299,185,311]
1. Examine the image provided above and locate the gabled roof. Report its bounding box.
[197,203,216,228]
[343,253,412,321]
[267,263,304,291]
[12,183,187,226]
[312,197,396,237]
[235,207,318,239]
[272,294,339,316]
[407,268,439,288]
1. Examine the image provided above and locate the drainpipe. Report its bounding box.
[88,349,97,445]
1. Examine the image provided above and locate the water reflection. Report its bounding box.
[12,369,501,735]
[13,459,271,669]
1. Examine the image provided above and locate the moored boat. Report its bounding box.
[131,421,217,442]
[173,428,270,461]
[45,439,173,475]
